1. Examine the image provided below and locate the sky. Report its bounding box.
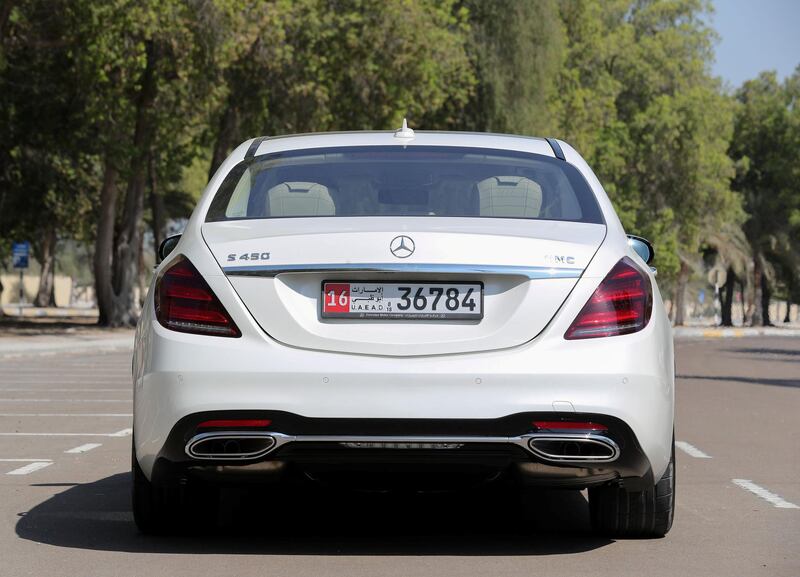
[710,0,800,88]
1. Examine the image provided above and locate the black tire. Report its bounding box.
[132,448,176,534]
[132,448,221,534]
[589,438,675,538]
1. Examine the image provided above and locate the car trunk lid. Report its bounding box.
[202,217,605,356]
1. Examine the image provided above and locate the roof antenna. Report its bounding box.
[394,117,415,139]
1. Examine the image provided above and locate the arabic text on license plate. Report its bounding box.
[321,282,483,320]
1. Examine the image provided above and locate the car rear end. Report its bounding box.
[132,131,674,536]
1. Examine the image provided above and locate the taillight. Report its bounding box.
[565,257,652,340]
[155,257,241,337]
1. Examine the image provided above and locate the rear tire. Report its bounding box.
[589,438,675,538]
[132,448,221,534]
[132,449,175,534]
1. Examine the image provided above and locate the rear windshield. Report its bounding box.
[206,146,603,224]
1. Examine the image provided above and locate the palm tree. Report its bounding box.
[705,223,751,326]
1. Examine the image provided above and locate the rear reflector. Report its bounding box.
[565,257,652,339]
[155,257,241,337]
[197,419,272,429]
[533,421,608,431]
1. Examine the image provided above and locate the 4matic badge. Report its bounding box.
[544,254,576,265]
[227,251,270,262]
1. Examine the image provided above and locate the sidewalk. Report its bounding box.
[0,326,135,358]
[673,325,800,338]
[0,305,98,318]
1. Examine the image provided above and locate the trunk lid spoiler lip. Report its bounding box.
[221,262,584,280]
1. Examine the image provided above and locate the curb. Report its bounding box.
[0,307,98,318]
[673,327,800,339]
[0,336,134,359]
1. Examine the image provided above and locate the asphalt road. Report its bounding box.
[0,337,797,577]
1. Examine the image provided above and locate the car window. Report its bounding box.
[206,146,603,224]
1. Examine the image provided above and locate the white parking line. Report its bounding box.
[3,370,126,382]
[0,371,127,374]
[6,462,53,475]
[676,441,712,459]
[0,399,131,403]
[3,369,131,379]
[0,374,127,377]
[732,479,800,509]
[0,413,132,417]
[0,381,127,384]
[0,389,129,392]
[65,443,102,454]
[0,429,132,437]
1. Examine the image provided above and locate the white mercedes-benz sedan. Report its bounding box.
[132,125,675,537]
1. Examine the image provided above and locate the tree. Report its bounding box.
[2,0,781,332]
[441,0,564,135]
[65,0,229,326]
[207,0,475,177]
[705,222,751,326]
[0,0,101,310]
[554,0,742,325]
[730,70,800,326]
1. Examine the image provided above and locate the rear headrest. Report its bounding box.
[477,176,542,218]
[267,181,335,217]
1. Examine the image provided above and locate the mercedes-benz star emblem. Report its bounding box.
[390,235,415,258]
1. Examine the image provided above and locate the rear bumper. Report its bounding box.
[148,411,654,491]
[133,289,674,487]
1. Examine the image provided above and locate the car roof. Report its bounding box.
[250,130,558,160]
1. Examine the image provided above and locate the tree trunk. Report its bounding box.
[108,40,161,327]
[673,261,691,326]
[739,278,747,326]
[94,158,119,326]
[33,225,57,307]
[208,104,241,181]
[0,0,14,45]
[137,229,146,308]
[785,302,792,323]
[148,151,164,254]
[207,38,262,180]
[751,255,763,326]
[760,272,771,326]
[720,266,735,326]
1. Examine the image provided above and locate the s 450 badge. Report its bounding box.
[227,252,270,262]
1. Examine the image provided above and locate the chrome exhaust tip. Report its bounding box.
[185,432,277,460]
[527,434,619,462]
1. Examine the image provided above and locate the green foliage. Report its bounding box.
[0,0,795,325]
[0,0,102,248]
[553,0,743,285]
[450,0,565,135]
[205,0,475,175]
[730,69,800,300]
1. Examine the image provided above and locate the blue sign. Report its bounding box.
[12,241,30,269]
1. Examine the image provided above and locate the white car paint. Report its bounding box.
[133,130,674,487]
[207,217,604,356]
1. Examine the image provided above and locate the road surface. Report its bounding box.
[0,337,797,576]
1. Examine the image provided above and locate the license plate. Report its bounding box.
[321,281,483,320]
